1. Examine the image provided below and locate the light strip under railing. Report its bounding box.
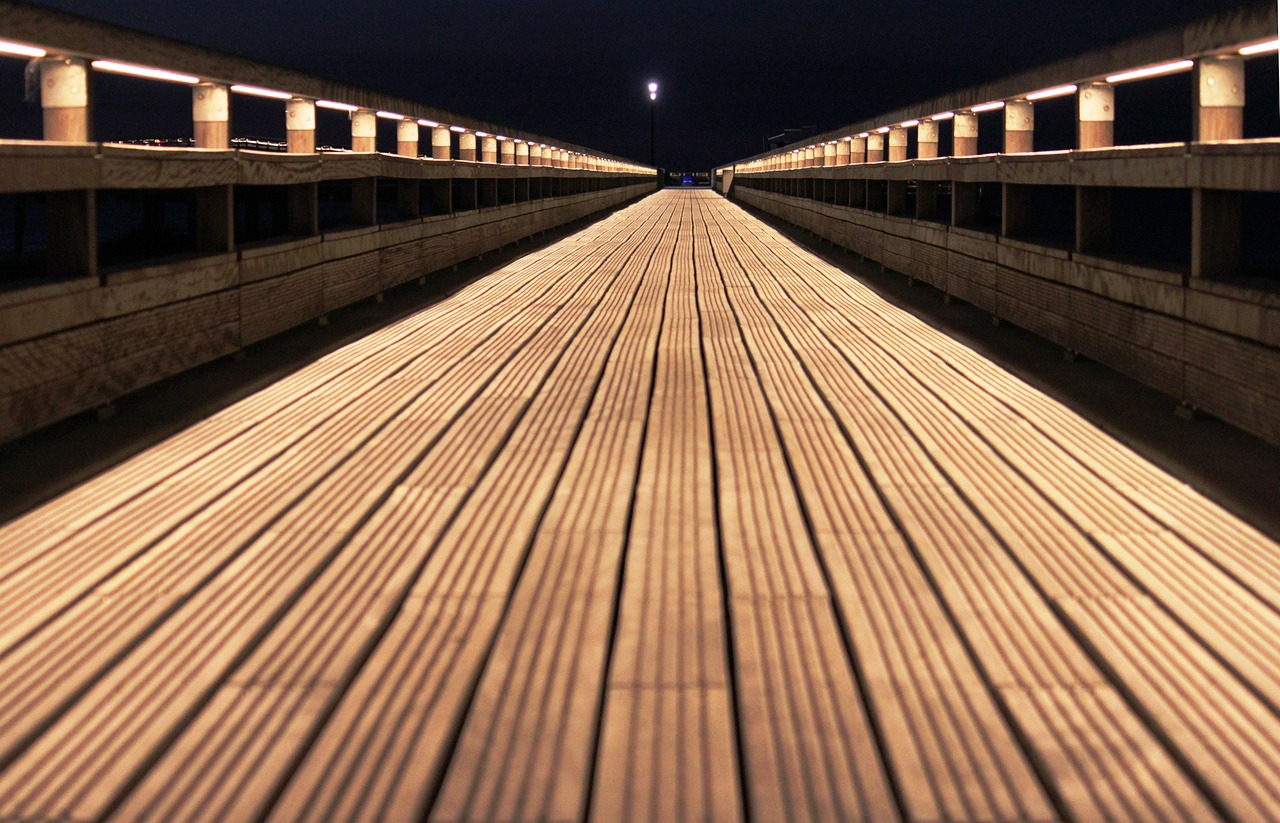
[1105,59,1194,84]
[91,60,198,84]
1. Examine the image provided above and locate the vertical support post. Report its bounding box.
[349,109,377,226]
[823,142,837,167]
[352,109,377,152]
[459,132,477,161]
[481,135,498,163]
[1003,99,1033,237]
[1191,56,1244,278]
[1077,82,1114,149]
[953,111,978,156]
[432,125,451,160]
[397,119,420,219]
[500,139,515,165]
[516,141,529,165]
[41,56,95,278]
[1076,83,1114,253]
[952,111,979,228]
[1195,55,1245,141]
[916,119,940,219]
[835,139,850,166]
[45,190,96,279]
[40,56,89,141]
[888,127,908,161]
[850,136,867,164]
[286,98,315,153]
[397,119,419,156]
[866,133,885,162]
[530,144,543,166]
[192,82,233,253]
[193,82,229,149]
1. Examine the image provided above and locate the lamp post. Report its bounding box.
[648,81,658,168]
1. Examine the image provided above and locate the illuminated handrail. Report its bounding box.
[0,0,652,174]
[719,3,1275,174]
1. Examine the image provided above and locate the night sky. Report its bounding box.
[17,0,1262,169]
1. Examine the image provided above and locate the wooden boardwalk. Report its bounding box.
[2,188,1280,822]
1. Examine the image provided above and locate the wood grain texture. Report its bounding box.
[1,190,1279,822]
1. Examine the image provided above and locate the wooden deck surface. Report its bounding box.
[2,188,1280,822]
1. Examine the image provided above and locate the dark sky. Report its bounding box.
[20,0,1261,168]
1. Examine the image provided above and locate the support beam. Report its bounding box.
[1192,188,1241,278]
[850,136,867,164]
[40,56,89,141]
[192,82,229,149]
[397,119,419,157]
[1003,100,1033,236]
[432,125,451,160]
[917,120,939,159]
[866,133,885,163]
[951,113,979,228]
[1077,83,1114,150]
[1195,56,1244,141]
[888,127,908,162]
[1076,83,1114,252]
[286,98,315,154]
[953,111,978,157]
[352,109,377,153]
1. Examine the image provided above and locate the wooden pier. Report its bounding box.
[1,189,1279,822]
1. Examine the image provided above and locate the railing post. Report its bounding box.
[1003,99,1033,237]
[192,82,233,253]
[397,119,419,156]
[888,126,908,162]
[916,119,940,219]
[351,109,377,225]
[286,98,318,234]
[432,125,451,160]
[459,132,477,161]
[850,135,867,164]
[40,56,89,142]
[887,127,909,213]
[481,135,498,164]
[951,111,979,227]
[397,119,420,219]
[953,111,978,156]
[352,109,377,152]
[193,82,229,149]
[1191,56,1244,279]
[1076,83,1114,252]
[286,98,315,153]
[40,56,96,278]
[867,132,885,162]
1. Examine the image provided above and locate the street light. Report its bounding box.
[647,81,658,168]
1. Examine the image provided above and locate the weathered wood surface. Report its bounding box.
[0,183,651,443]
[735,186,1280,445]
[2,189,1280,822]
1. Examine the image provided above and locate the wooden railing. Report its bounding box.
[0,1,654,443]
[716,3,1280,445]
